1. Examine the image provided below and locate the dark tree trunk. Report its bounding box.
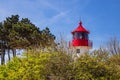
[0,40,6,65]
[1,49,5,65]
[12,49,16,57]
[7,49,10,61]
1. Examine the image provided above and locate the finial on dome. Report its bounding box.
[79,21,82,25]
[79,17,82,25]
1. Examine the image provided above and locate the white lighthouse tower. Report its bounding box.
[70,21,92,58]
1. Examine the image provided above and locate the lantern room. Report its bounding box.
[71,21,92,48]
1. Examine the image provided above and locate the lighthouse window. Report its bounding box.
[74,32,88,40]
[79,33,83,39]
[78,32,84,39]
[74,32,79,39]
[84,33,88,39]
[76,49,80,53]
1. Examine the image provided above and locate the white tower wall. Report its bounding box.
[70,46,91,60]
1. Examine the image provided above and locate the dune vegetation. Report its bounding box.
[0,47,120,80]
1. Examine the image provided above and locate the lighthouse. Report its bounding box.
[70,21,92,58]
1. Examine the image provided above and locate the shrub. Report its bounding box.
[0,50,120,80]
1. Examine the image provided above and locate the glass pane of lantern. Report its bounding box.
[79,33,82,39]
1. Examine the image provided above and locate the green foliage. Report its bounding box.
[44,52,73,80]
[0,14,56,64]
[0,50,120,80]
[74,54,120,80]
[0,51,52,80]
[0,14,56,50]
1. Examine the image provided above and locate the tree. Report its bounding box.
[107,37,120,55]
[40,27,56,49]
[0,14,55,64]
[3,15,20,58]
[0,22,7,64]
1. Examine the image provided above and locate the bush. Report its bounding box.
[74,54,120,80]
[0,50,120,80]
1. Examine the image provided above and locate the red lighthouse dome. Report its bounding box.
[71,21,92,47]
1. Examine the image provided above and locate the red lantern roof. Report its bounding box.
[72,21,89,34]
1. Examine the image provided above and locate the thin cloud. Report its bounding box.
[38,10,70,27]
[49,11,69,23]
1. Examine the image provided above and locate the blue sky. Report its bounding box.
[0,0,120,49]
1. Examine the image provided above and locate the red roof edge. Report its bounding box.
[71,21,90,34]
